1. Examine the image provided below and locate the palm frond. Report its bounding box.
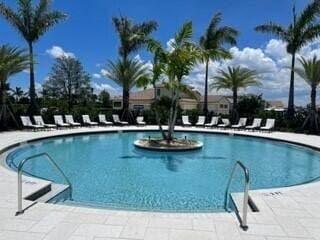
[296,0,320,30]
[255,22,287,39]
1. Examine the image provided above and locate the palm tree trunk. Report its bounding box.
[203,59,209,116]
[153,85,167,139]
[27,41,38,114]
[287,52,296,119]
[232,87,238,123]
[311,86,316,112]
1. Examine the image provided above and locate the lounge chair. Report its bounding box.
[246,118,262,130]
[260,119,275,132]
[54,115,71,128]
[136,116,146,126]
[33,115,56,129]
[231,118,247,129]
[65,115,81,127]
[112,114,128,125]
[82,115,98,126]
[98,114,113,126]
[195,116,206,127]
[182,115,192,127]
[218,118,231,128]
[205,116,219,127]
[20,116,44,130]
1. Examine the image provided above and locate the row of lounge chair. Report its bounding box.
[20,114,146,130]
[182,116,275,131]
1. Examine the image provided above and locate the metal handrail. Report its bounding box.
[16,152,72,215]
[224,161,250,231]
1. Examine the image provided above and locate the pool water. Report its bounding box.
[6,131,320,212]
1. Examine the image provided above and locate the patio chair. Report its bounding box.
[136,116,146,126]
[82,115,98,126]
[182,115,192,127]
[231,118,247,129]
[205,116,219,127]
[98,114,113,126]
[195,116,206,127]
[54,115,71,128]
[65,115,81,127]
[217,118,231,128]
[33,115,56,129]
[20,116,44,130]
[245,118,262,130]
[112,114,128,125]
[260,119,275,132]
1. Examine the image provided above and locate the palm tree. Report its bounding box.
[103,58,150,115]
[200,12,238,115]
[211,66,260,122]
[255,0,320,119]
[10,87,25,102]
[112,16,157,121]
[0,0,67,114]
[147,21,201,141]
[0,45,29,129]
[295,56,320,133]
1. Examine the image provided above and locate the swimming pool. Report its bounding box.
[5,131,320,212]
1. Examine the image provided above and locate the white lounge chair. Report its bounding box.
[231,118,247,129]
[218,118,231,128]
[260,119,275,132]
[195,116,206,127]
[136,116,146,126]
[112,114,128,125]
[20,116,44,130]
[182,115,192,126]
[98,114,113,126]
[54,115,71,128]
[246,118,262,130]
[33,115,56,129]
[82,115,98,126]
[65,115,81,127]
[205,116,219,127]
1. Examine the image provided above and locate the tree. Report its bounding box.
[103,58,150,119]
[10,86,25,102]
[200,12,238,115]
[98,90,111,107]
[112,16,157,121]
[0,45,29,129]
[295,56,320,133]
[238,94,266,117]
[0,0,67,114]
[147,21,201,141]
[255,0,320,119]
[211,66,260,122]
[42,56,92,111]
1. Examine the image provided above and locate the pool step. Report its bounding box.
[32,183,70,203]
[231,192,259,213]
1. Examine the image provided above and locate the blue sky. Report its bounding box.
[0,0,315,105]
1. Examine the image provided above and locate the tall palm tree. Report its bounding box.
[0,0,67,114]
[147,21,201,141]
[103,58,150,114]
[112,16,157,121]
[295,56,320,133]
[0,45,29,129]
[200,12,238,115]
[211,66,260,122]
[10,86,25,102]
[255,0,320,119]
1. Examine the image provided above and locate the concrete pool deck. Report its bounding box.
[0,126,320,240]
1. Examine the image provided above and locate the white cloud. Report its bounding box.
[93,73,101,79]
[46,46,75,59]
[92,82,120,96]
[184,38,320,106]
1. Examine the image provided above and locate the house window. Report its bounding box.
[156,88,161,97]
[224,104,228,109]
[219,104,224,109]
[133,105,144,111]
[113,101,122,108]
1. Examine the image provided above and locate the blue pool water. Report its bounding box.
[6,131,320,212]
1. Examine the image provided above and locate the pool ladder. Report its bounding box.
[16,152,72,215]
[224,161,250,231]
